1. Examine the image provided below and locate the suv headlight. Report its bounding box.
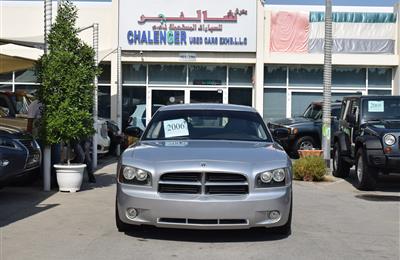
[119,166,151,185]
[383,134,396,146]
[257,168,288,187]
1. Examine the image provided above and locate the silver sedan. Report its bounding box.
[116,104,292,235]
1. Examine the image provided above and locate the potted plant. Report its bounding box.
[36,0,99,192]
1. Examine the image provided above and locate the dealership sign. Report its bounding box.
[119,0,256,52]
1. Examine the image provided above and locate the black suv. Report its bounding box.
[332,96,400,190]
[269,101,342,157]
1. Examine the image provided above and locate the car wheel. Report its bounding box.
[355,149,377,191]
[270,197,292,236]
[115,202,134,232]
[332,142,350,178]
[293,136,317,157]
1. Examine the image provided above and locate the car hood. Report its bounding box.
[0,124,31,139]
[365,120,400,136]
[128,140,288,164]
[271,117,313,127]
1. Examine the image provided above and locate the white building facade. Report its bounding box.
[1,0,399,128]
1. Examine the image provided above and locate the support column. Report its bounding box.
[394,3,400,95]
[254,0,265,116]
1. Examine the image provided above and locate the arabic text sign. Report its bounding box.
[119,0,256,52]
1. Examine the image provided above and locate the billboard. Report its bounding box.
[119,0,257,52]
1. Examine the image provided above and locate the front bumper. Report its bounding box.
[367,150,400,174]
[116,184,292,230]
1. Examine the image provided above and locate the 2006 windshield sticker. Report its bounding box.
[164,119,189,138]
[368,101,385,112]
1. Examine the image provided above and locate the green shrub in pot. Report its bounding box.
[293,156,327,181]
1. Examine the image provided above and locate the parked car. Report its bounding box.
[96,119,111,155]
[127,104,163,131]
[0,124,41,187]
[268,101,342,157]
[0,91,32,130]
[116,104,293,234]
[0,91,110,156]
[332,95,400,190]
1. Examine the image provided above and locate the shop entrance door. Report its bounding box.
[190,90,223,103]
[146,88,226,125]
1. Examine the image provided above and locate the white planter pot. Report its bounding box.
[54,164,86,192]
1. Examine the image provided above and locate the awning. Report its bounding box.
[0,43,44,73]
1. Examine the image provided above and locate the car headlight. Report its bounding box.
[384,134,396,146]
[119,166,151,185]
[257,168,288,187]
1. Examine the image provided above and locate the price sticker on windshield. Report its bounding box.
[163,119,189,138]
[368,101,384,112]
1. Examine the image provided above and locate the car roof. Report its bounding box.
[158,103,257,113]
[344,95,399,100]
[310,101,342,106]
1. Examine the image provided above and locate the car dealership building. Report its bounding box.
[1,0,399,127]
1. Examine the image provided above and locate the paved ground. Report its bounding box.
[0,159,399,260]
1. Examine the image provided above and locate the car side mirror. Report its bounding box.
[273,128,290,139]
[124,126,143,138]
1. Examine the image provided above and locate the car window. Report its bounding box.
[144,109,272,142]
[303,104,322,120]
[362,97,400,121]
[331,107,341,119]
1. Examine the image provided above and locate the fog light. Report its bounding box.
[126,208,138,220]
[269,210,280,220]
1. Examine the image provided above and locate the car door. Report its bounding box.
[340,98,359,156]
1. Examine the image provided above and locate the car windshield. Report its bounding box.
[143,109,272,142]
[362,97,400,121]
[303,104,322,120]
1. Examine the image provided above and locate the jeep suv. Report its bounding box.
[269,101,341,158]
[332,96,400,190]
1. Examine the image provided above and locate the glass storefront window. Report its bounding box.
[148,65,186,85]
[0,84,12,91]
[332,67,366,88]
[14,68,37,83]
[264,66,286,86]
[190,90,223,103]
[98,85,111,119]
[122,64,146,84]
[229,88,252,106]
[15,85,38,94]
[289,66,323,87]
[368,89,392,96]
[368,68,392,88]
[0,72,13,82]
[229,66,253,85]
[99,63,111,84]
[152,90,184,114]
[189,65,226,85]
[122,86,146,129]
[263,88,286,121]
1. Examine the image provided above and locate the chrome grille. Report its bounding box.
[158,172,248,195]
[18,139,41,169]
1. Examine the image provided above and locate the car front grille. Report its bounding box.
[158,172,248,195]
[18,139,41,169]
[158,218,248,226]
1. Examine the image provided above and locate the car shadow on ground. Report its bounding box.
[123,226,290,243]
[0,184,58,228]
[344,169,400,202]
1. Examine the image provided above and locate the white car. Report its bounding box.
[127,104,163,130]
[96,119,110,154]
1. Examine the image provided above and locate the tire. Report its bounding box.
[293,136,317,157]
[332,142,351,178]
[355,149,377,191]
[115,203,133,232]
[271,197,292,236]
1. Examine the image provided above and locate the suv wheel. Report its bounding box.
[332,142,350,178]
[293,136,317,157]
[355,149,377,191]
